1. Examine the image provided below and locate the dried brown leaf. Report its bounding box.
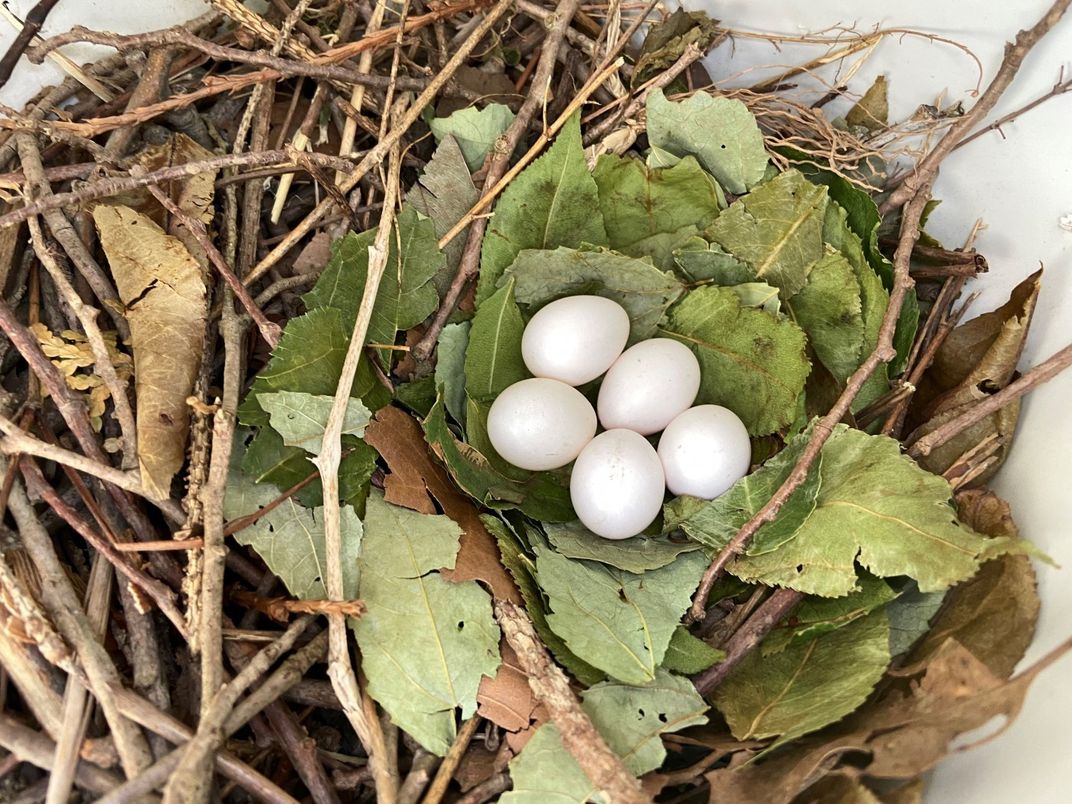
[908,270,1041,483]
[364,405,522,604]
[910,489,1039,678]
[845,75,889,132]
[93,204,207,499]
[476,642,539,733]
[796,774,881,804]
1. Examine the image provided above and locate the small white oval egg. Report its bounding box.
[522,295,630,386]
[658,405,751,499]
[570,429,666,540]
[597,338,701,435]
[487,378,597,471]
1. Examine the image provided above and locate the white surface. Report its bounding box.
[0,0,210,108]
[658,404,751,498]
[486,378,597,471]
[682,0,1072,800]
[598,338,702,434]
[521,295,631,385]
[1,0,1068,798]
[570,428,667,539]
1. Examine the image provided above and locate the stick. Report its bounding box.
[244,0,517,287]
[0,0,61,90]
[497,601,647,803]
[314,125,403,804]
[693,589,803,696]
[422,716,481,804]
[881,0,1072,214]
[0,712,122,796]
[908,340,1072,458]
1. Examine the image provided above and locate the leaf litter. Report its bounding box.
[2,2,1071,802]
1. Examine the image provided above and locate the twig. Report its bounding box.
[0,149,352,230]
[881,0,1072,214]
[496,601,647,803]
[164,616,317,802]
[0,712,122,796]
[314,119,404,804]
[956,70,1072,150]
[693,589,804,696]
[456,773,511,804]
[0,0,60,90]
[26,215,137,468]
[688,0,1072,622]
[398,749,439,804]
[244,0,518,287]
[143,182,281,347]
[334,0,387,182]
[908,341,1072,458]
[3,471,154,779]
[422,716,481,804]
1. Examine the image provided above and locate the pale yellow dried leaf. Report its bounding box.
[93,203,207,500]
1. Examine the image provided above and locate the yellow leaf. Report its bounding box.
[93,204,208,500]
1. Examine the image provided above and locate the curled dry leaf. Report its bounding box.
[908,270,1042,484]
[92,204,207,500]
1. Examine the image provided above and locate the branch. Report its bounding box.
[0,0,61,90]
[908,340,1072,458]
[496,601,647,804]
[881,0,1072,214]
[693,589,803,696]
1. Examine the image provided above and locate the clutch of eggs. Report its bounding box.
[485,294,751,540]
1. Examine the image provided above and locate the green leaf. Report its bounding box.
[785,250,865,383]
[845,75,888,131]
[354,491,500,755]
[705,169,829,298]
[593,154,722,269]
[661,627,725,674]
[537,546,707,685]
[581,669,708,775]
[224,463,361,601]
[238,307,383,427]
[502,724,608,804]
[406,135,479,292]
[672,238,751,283]
[507,246,684,341]
[762,574,897,655]
[258,390,370,456]
[544,520,701,573]
[713,609,890,746]
[239,427,376,509]
[429,103,515,172]
[886,582,945,658]
[729,425,1031,597]
[815,172,916,375]
[728,281,781,314]
[484,516,604,685]
[464,278,527,402]
[664,432,822,555]
[478,114,607,307]
[435,321,470,426]
[821,201,889,408]
[661,285,810,435]
[646,88,768,194]
[304,207,443,360]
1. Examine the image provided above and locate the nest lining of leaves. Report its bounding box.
[1,2,1071,803]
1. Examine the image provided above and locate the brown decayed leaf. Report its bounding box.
[909,489,1039,678]
[908,271,1041,483]
[93,204,207,500]
[110,133,218,265]
[363,405,520,603]
[475,642,539,733]
[796,774,880,804]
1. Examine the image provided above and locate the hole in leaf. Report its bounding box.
[457,621,465,631]
[796,564,804,573]
[658,713,668,723]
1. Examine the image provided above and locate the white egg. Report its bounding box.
[658,405,751,499]
[570,429,666,540]
[597,338,701,435]
[522,295,631,386]
[486,378,597,471]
